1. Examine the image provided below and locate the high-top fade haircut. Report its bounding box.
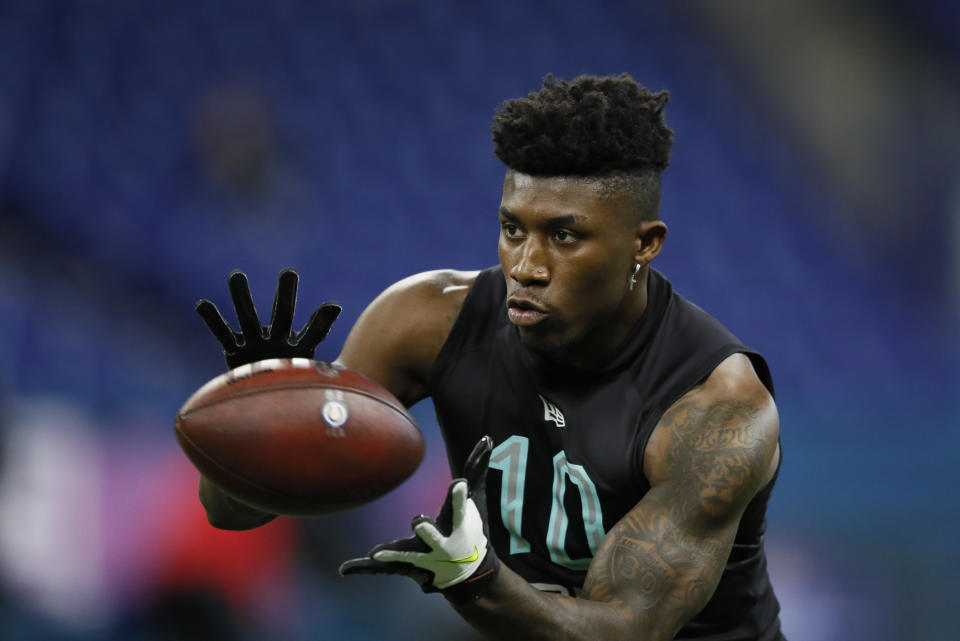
[491,73,674,221]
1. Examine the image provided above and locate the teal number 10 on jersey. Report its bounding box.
[489,435,606,571]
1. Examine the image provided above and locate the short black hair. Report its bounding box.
[491,73,674,177]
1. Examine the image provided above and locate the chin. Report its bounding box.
[515,326,571,356]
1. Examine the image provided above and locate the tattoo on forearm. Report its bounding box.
[611,536,673,606]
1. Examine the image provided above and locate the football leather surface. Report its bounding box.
[175,358,425,515]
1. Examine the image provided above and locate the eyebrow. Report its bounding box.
[498,207,588,226]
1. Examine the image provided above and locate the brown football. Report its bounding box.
[174,358,425,515]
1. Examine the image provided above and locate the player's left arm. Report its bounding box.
[451,353,781,640]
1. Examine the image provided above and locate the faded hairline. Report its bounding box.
[504,168,662,223]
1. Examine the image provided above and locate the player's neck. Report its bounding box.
[580,282,648,370]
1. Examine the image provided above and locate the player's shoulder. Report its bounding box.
[375,269,480,324]
[337,269,480,406]
[382,269,480,300]
[698,353,775,410]
[668,353,779,447]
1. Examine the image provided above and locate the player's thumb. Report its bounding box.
[464,435,493,487]
[338,557,383,576]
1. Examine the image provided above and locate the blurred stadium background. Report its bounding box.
[0,1,957,639]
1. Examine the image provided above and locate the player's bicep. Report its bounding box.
[335,270,475,406]
[335,284,422,404]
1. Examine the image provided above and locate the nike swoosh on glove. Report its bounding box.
[339,436,500,603]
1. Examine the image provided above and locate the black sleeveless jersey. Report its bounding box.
[428,266,784,641]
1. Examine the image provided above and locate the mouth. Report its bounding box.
[506,296,548,327]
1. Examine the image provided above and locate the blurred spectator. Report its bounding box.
[184,80,318,267]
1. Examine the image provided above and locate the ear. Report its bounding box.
[634,221,668,265]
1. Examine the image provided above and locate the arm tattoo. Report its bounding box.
[577,395,773,637]
[665,399,768,519]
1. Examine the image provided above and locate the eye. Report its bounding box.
[554,229,577,244]
[501,222,522,238]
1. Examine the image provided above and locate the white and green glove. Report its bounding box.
[340,436,500,603]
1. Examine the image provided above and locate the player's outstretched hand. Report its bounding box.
[195,268,341,370]
[340,436,500,603]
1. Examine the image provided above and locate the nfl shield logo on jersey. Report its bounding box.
[539,395,566,428]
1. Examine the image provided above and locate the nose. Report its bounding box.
[509,237,550,286]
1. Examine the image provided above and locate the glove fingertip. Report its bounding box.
[297,304,341,348]
[369,542,404,562]
[227,271,250,291]
[317,302,342,326]
[444,478,467,501]
[195,299,221,319]
[338,559,365,576]
[464,435,494,481]
[474,436,494,460]
[277,269,299,292]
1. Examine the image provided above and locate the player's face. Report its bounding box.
[498,171,663,367]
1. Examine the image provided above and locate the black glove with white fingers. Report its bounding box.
[195,268,341,370]
[340,436,501,604]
